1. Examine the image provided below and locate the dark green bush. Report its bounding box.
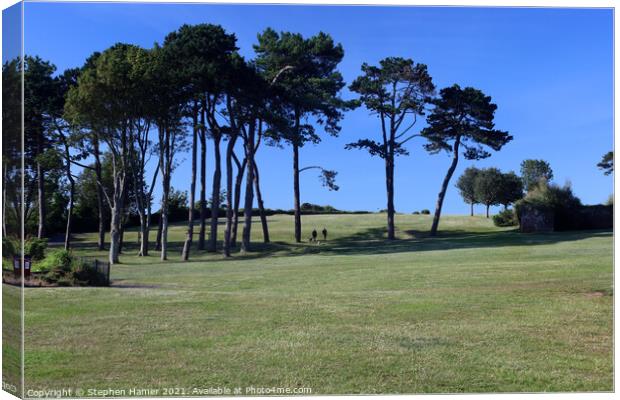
[515,181,583,231]
[420,209,431,215]
[42,250,73,283]
[3,237,18,260]
[71,259,108,286]
[40,250,108,286]
[493,209,518,227]
[24,238,48,260]
[38,249,72,273]
[412,211,420,215]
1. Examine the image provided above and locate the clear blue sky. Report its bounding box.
[20,3,613,215]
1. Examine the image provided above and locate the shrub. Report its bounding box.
[2,237,18,260]
[40,249,73,281]
[493,208,518,227]
[420,209,431,215]
[515,181,582,231]
[71,259,108,286]
[605,194,613,206]
[37,249,72,272]
[40,250,108,286]
[412,211,420,215]
[300,203,341,213]
[24,237,47,260]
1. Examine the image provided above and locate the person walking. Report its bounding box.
[311,229,318,242]
[322,227,327,241]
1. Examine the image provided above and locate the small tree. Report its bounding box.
[347,57,435,239]
[520,159,553,191]
[456,166,480,216]
[497,171,523,209]
[475,168,504,218]
[422,84,511,235]
[598,151,613,175]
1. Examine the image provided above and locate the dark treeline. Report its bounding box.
[3,23,512,265]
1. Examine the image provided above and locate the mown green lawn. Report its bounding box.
[20,214,612,394]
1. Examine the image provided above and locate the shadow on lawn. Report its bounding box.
[62,226,612,263]
[218,227,612,261]
[319,227,612,256]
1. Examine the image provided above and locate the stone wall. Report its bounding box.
[519,204,613,232]
[519,204,554,233]
[576,205,613,230]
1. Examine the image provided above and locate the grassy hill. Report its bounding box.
[19,214,612,393]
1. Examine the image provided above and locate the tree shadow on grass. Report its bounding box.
[319,227,612,257]
[58,226,613,264]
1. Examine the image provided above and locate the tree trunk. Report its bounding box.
[470,202,474,217]
[182,108,199,261]
[198,105,207,250]
[64,176,74,251]
[385,156,395,240]
[119,217,125,254]
[109,208,121,264]
[109,189,124,265]
[241,126,255,252]
[144,194,154,257]
[253,160,270,243]
[62,141,74,251]
[2,164,7,237]
[36,161,45,239]
[155,208,163,251]
[94,136,105,251]
[232,156,246,247]
[223,137,236,257]
[139,223,149,257]
[208,135,221,252]
[159,125,172,261]
[293,143,301,243]
[486,205,490,218]
[160,185,169,261]
[64,190,74,250]
[430,136,461,236]
[133,171,148,257]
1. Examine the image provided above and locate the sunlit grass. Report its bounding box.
[20,214,612,393]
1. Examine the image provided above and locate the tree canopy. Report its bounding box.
[597,151,613,176]
[474,168,504,217]
[520,159,553,192]
[456,167,480,215]
[346,57,435,240]
[423,84,511,235]
[422,84,512,159]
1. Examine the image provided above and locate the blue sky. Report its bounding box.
[19,3,613,215]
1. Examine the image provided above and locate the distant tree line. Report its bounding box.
[457,155,613,224]
[456,166,523,218]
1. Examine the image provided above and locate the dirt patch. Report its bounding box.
[3,275,53,287]
[584,290,613,298]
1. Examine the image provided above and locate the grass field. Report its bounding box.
[18,213,613,394]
